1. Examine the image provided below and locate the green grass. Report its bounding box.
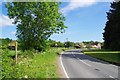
[83,49,120,64]
[18,48,65,78]
[2,48,68,78]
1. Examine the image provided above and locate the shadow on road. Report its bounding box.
[63,50,109,64]
[65,50,81,53]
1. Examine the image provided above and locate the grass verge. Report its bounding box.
[83,49,120,66]
[2,48,68,78]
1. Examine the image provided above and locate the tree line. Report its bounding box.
[1,38,103,50]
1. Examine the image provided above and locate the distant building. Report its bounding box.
[91,43,101,49]
[80,42,86,48]
[74,42,86,48]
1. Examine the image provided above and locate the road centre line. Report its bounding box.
[71,51,117,79]
[79,59,92,67]
[109,76,114,78]
[109,75,118,80]
[71,52,92,67]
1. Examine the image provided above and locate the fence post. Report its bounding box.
[15,41,17,64]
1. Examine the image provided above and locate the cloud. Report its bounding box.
[0,14,15,27]
[60,0,98,15]
[11,31,16,35]
[60,0,115,15]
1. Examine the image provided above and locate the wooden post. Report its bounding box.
[15,41,17,64]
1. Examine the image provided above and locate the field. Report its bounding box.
[1,48,68,78]
[83,49,120,65]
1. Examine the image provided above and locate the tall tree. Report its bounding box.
[6,2,67,51]
[103,1,120,50]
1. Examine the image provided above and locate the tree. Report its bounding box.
[6,2,67,51]
[64,41,74,48]
[0,38,12,49]
[48,39,64,47]
[103,1,120,50]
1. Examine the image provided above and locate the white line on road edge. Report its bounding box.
[60,52,69,78]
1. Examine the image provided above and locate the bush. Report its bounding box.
[2,49,25,78]
[2,49,15,78]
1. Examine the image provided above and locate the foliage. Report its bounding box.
[0,38,12,49]
[48,39,64,47]
[82,41,94,45]
[103,1,120,50]
[64,41,74,48]
[1,48,68,78]
[82,41,100,45]
[6,2,67,51]
[2,49,24,78]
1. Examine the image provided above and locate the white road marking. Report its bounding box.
[79,60,92,67]
[71,52,75,57]
[112,65,118,68]
[71,52,92,67]
[60,52,69,78]
[69,51,118,79]
[109,75,115,79]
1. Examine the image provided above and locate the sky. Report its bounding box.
[0,0,113,42]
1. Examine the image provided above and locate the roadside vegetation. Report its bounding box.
[1,48,68,78]
[83,49,120,65]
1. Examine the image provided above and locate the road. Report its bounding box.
[60,49,119,80]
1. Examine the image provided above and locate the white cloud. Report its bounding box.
[0,14,15,27]
[60,0,98,15]
[60,0,115,15]
[11,31,16,35]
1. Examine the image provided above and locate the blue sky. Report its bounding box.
[0,1,112,42]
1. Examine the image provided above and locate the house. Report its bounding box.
[91,43,101,49]
[74,42,86,48]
